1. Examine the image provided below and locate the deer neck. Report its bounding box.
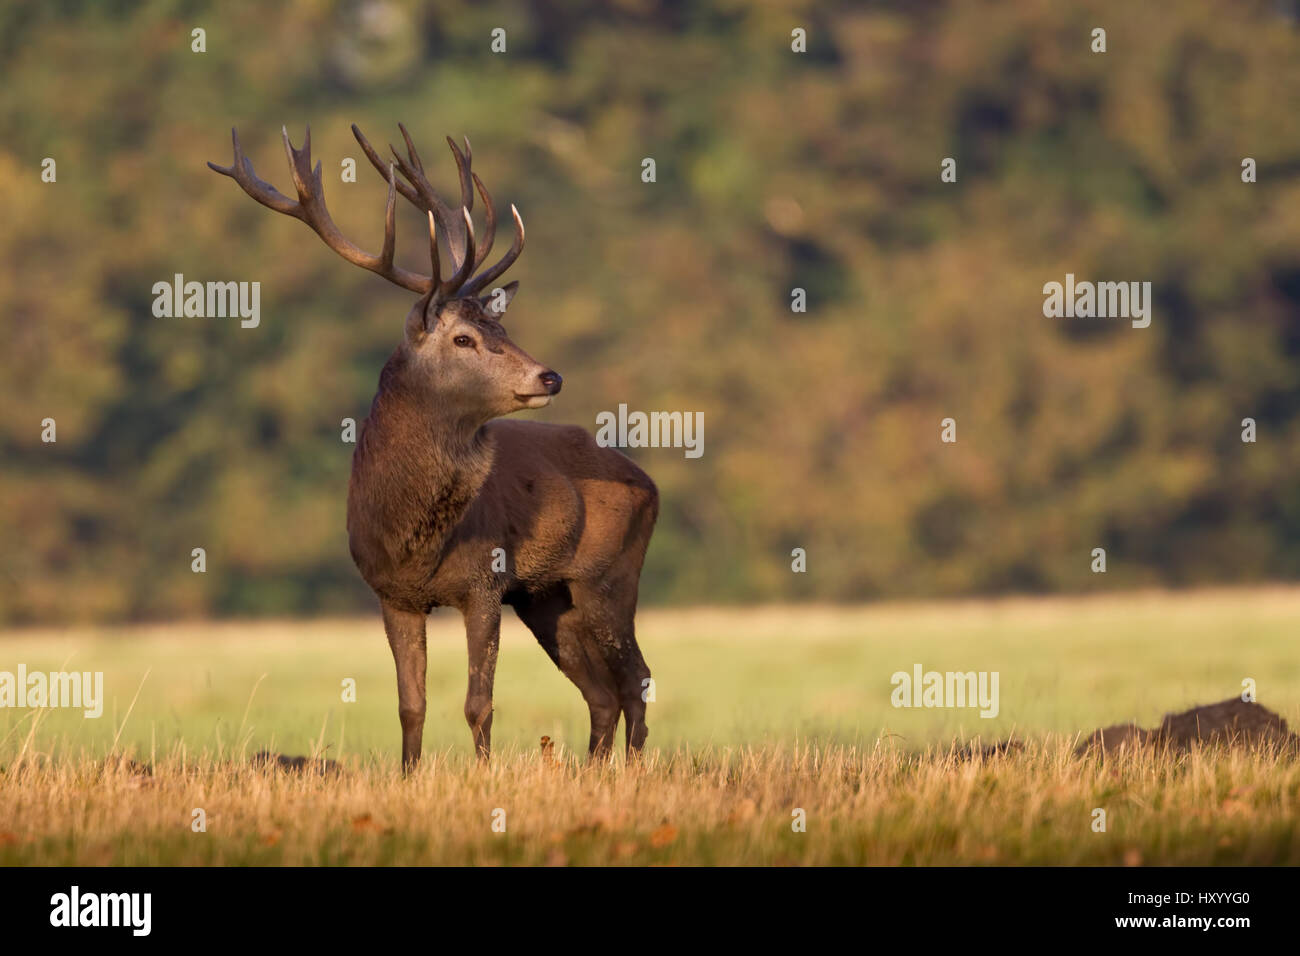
[351,358,495,564]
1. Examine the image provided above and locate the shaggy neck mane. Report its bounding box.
[349,352,494,564]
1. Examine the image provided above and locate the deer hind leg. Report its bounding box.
[381,601,428,773]
[513,586,621,761]
[615,637,651,757]
[569,647,622,761]
[569,581,651,758]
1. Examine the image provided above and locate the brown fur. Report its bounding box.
[210,123,657,770]
[348,297,658,769]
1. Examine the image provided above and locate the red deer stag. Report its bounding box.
[209,124,657,769]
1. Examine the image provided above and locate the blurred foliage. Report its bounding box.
[1,0,1299,623]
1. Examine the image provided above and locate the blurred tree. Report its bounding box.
[0,0,1298,622]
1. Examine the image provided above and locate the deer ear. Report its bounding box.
[479,281,520,317]
[406,292,438,341]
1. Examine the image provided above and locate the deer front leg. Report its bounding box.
[463,599,502,760]
[382,602,427,773]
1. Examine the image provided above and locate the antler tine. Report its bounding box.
[390,128,471,267]
[380,163,398,271]
[381,129,447,219]
[207,128,303,220]
[387,139,470,272]
[209,126,433,294]
[446,136,475,213]
[440,208,477,296]
[352,124,423,209]
[352,124,492,281]
[281,123,316,201]
[470,172,496,269]
[397,122,425,174]
[427,211,441,286]
[388,141,444,216]
[462,204,525,297]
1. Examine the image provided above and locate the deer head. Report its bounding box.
[208,123,561,424]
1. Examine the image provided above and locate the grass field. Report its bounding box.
[2,587,1299,865]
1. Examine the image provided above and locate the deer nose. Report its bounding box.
[539,370,563,395]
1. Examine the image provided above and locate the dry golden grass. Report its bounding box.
[1,739,1298,865]
[2,589,1299,864]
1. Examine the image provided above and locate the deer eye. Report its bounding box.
[453,335,475,348]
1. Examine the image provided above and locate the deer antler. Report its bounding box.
[351,123,526,299]
[208,126,435,294]
[209,124,526,303]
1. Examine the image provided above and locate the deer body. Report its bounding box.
[211,124,656,768]
[349,407,655,615]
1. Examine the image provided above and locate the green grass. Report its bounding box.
[1,587,1298,864]
[5,587,1298,758]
